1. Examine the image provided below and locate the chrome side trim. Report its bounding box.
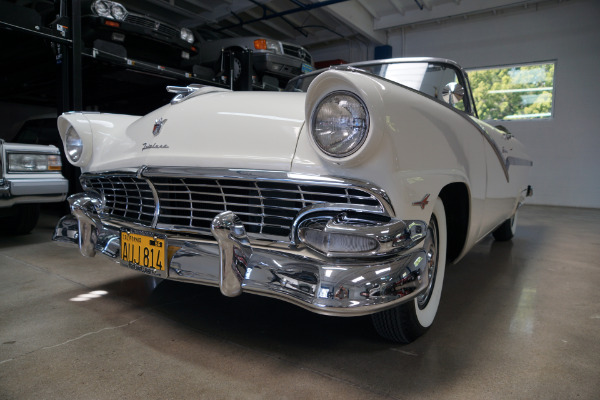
[506,156,534,169]
[468,117,511,182]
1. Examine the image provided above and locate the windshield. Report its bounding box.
[285,61,471,114]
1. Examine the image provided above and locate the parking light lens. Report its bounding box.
[300,228,378,255]
[65,126,83,163]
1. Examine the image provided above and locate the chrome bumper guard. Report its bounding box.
[54,192,430,316]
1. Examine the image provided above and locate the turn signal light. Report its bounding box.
[104,20,120,28]
[254,39,267,50]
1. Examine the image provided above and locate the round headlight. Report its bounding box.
[111,3,127,20]
[93,0,111,17]
[180,28,194,44]
[311,91,369,158]
[65,126,83,163]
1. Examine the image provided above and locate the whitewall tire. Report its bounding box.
[372,197,447,343]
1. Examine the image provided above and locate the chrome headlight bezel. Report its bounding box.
[65,126,84,163]
[310,91,370,158]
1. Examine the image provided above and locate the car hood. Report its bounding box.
[65,90,307,173]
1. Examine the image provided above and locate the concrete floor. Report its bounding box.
[0,205,599,399]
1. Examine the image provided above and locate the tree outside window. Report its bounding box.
[468,62,555,120]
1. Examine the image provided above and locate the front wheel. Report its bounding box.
[371,197,448,343]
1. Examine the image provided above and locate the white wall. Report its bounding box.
[388,0,600,208]
[313,0,600,208]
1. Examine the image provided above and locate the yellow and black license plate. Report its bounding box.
[120,230,167,275]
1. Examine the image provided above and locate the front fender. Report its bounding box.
[293,70,486,228]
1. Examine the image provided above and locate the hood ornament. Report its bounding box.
[153,118,167,136]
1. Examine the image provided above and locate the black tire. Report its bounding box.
[372,197,448,343]
[13,204,41,235]
[492,212,518,241]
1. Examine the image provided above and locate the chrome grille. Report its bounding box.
[84,176,155,224]
[83,174,383,238]
[124,14,179,38]
[282,44,312,64]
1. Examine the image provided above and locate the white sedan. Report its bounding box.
[54,57,532,342]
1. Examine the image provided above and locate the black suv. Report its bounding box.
[81,0,199,71]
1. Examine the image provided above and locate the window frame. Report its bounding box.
[466,60,557,121]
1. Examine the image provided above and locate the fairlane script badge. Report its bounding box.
[142,143,169,151]
[153,118,167,136]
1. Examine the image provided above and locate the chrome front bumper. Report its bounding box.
[0,177,68,207]
[54,193,431,317]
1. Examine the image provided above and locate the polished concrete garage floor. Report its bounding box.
[1,205,599,399]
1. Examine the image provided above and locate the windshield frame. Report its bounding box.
[286,58,478,118]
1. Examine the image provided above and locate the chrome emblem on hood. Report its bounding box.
[153,118,167,136]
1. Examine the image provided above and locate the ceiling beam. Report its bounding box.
[243,8,300,38]
[376,0,546,30]
[357,0,379,18]
[389,0,406,16]
[318,0,386,45]
[181,0,270,28]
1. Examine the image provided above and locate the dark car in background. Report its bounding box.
[198,36,314,90]
[82,0,199,71]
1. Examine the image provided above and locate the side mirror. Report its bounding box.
[442,82,465,107]
[495,124,513,140]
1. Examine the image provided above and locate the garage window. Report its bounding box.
[468,62,555,120]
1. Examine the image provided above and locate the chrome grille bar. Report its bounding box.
[82,170,388,239]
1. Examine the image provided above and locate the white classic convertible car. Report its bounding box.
[54,57,532,342]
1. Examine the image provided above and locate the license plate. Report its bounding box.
[301,63,314,73]
[120,230,166,275]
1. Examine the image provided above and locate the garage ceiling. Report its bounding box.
[129,0,552,49]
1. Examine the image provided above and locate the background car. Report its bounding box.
[81,0,199,71]
[12,117,80,194]
[197,36,314,90]
[0,140,68,234]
